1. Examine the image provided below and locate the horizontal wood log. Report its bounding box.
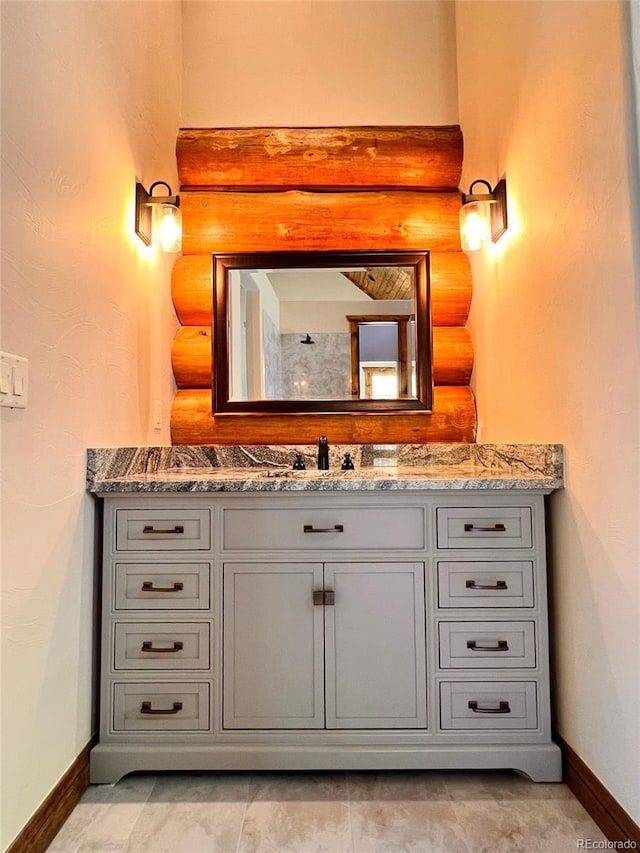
[433,326,473,385]
[430,252,472,326]
[172,251,471,327]
[172,326,212,388]
[171,255,213,326]
[182,191,462,255]
[170,386,476,445]
[177,126,463,190]
[172,326,473,389]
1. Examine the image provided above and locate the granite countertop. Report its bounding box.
[87,444,564,493]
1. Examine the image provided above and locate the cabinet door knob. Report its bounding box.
[141,581,184,593]
[465,580,508,590]
[466,640,509,652]
[140,701,183,715]
[140,641,184,653]
[468,700,511,714]
[463,523,507,532]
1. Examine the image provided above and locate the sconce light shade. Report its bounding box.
[459,178,508,252]
[135,181,182,252]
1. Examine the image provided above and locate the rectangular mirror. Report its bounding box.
[212,250,432,414]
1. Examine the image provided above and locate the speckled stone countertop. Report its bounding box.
[87,444,564,493]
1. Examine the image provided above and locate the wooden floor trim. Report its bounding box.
[6,740,93,853]
[556,733,640,845]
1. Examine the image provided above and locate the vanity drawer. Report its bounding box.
[436,507,532,549]
[112,682,210,732]
[222,506,425,552]
[440,681,538,730]
[437,561,535,608]
[114,563,211,610]
[438,621,536,669]
[115,509,211,551]
[113,622,211,670]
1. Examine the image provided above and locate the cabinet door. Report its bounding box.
[324,562,427,729]
[223,563,324,729]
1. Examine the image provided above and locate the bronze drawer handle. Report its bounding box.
[141,581,184,593]
[465,580,508,590]
[140,641,184,653]
[313,590,336,606]
[463,523,507,532]
[466,640,510,652]
[142,525,185,535]
[468,700,511,714]
[140,701,183,715]
[303,524,344,534]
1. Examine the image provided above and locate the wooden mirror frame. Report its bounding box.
[212,250,432,415]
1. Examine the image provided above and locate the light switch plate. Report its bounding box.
[0,351,28,408]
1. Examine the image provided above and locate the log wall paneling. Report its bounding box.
[171,325,473,389]
[170,386,476,446]
[177,126,463,190]
[181,191,462,255]
[171,251,472,327]
[172,124,476,445]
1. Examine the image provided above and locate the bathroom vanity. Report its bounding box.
[87,444,563,784]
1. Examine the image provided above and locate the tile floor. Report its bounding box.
[47,770,608,852]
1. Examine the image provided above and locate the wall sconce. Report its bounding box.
[135,181,182,253]
[459,178,508,252]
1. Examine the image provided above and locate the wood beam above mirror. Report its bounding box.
[177,126,463,190]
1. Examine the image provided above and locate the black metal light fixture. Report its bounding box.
[135,181,182,252]
[459,178,508,252]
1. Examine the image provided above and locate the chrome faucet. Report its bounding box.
[317,436,329,470]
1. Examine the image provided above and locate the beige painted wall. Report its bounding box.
[182,0,459,126]
[0,2,181,847]
[456,0,640,822]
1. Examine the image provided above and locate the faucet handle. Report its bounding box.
[341,452,355,470]
[292,453,306,470]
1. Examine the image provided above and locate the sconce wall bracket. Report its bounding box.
[490,178,508,242]
[135,182,153,246]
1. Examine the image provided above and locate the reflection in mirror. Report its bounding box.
[213,251,431,414]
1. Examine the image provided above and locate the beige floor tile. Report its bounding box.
[350,799,470,853]
[347,770,452,802]
[46,774,157,853]
[124,772,250,853]
[237,772,352,853]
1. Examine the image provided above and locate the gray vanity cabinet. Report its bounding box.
[222,561,426,730]
[91,490,562,785]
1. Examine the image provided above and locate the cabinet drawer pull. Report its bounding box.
[140,641,184,653]
[303,524,344,534]
[468,700,511,714]
[466,640,510,652]
[141,581,184,593]
[465,580,508,590]
[463,523,507,533]
[313,590,335,606]
[142,525,185,535]
[140,701,183,715]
